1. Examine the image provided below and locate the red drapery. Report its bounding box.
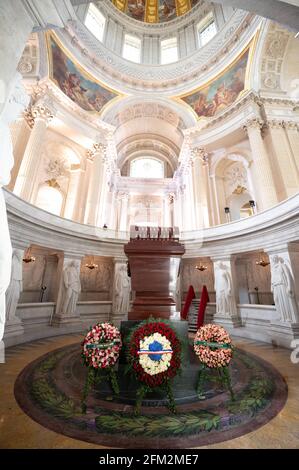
[197,285,209,329]
[181,285,195,320]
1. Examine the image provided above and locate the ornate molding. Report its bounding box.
[61,9,258,93]
[31,104,54,123]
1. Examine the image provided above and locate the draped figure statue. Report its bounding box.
[270,255,299,323]
[60,261,81,316]
[114,264,131,314]
[214,261,235,316]
[6,249,23,322]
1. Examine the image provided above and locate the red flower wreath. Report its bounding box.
[128,321,181,388]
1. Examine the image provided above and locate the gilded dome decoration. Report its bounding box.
[112,0,199,23]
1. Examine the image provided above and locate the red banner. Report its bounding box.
[181,285,195,320]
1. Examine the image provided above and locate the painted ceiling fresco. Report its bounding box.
[48,34,119,114]
[111,0,199,23]
[179,48,250,119]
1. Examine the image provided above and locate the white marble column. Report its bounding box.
[52,255,82,328]
[84,143,106,226]
[268,120,299,199]
[96,160,110,227]
[284,121,299,177]
[0,0,33,115]
[63,168,82,220]
[111,258,131,326]
[7,117,30,191]
[244,118,278,210]
[210,173,221,225]
[267,245,299,347]
[163,193,172,227]
[191,148,211,228]
[212,256,241,328]
[5,248,24,338]
[14,105,54,201]
[119,192,129,233]
[173,190,183,230]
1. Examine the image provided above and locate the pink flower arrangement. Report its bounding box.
[82,322,122,369]
[194,323,233,368]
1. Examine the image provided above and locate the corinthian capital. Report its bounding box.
[191,147,209,164]
[31,104,54,124]
[284,121,299,131]
[243,118,264,132]
[86,142,107,161]
[267,119,284,129]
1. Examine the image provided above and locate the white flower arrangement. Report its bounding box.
[138,332,173,376]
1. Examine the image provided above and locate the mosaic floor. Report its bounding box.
[1,334,299,448]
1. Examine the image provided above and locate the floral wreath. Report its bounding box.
[82,322,122,369]
[127,319,182,413]
[194,323,233,368]
[81,322,122,412]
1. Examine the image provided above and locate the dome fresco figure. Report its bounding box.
[0,0,299,452]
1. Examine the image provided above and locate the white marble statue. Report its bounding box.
[0,72,29,341]
[114,264,131,314]
[60,261,81,316]
[214,261,235,316]
[5,249,23,322]
[270,255,299,323]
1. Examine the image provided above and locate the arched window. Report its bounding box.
[130,158,164,178]
[35,185,64,216]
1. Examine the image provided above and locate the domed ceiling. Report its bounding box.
[111,0,200,23]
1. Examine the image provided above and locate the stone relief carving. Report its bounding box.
[44,156,69,180]
[225,161,248,194]
[270,255,299,323]
[260,25,291,91]
[17,33,39,78]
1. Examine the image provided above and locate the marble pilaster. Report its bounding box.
[244,118,278,210]
[268,120,299,199]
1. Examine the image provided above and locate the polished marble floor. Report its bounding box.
[0,334,298,449]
